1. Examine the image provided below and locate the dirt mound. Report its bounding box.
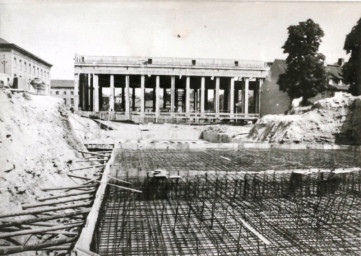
[248,93,361,144]
[0,89,90,215]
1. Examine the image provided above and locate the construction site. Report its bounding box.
[1,85,361,256]
[90,149,361,256]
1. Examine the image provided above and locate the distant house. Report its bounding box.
[0,38,52,94]
[50,80,74,108]
[260,59,349,116]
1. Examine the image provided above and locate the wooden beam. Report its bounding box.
[66,174,97,181]
[37,191,95,201]
[22,195,94,209]
[0,202,91,218]
[69,164,105,172]
[0,237,76,255]
[41,184,97,191]
[75,160,107,163]
[0,222,83,239]
[79,150,111,156]
[108,175,131,185]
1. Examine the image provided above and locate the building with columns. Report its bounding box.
[74,55,269,123]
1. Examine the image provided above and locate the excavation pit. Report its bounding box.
[91,149,361,255]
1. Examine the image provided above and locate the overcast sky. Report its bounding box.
[0,0,360,79]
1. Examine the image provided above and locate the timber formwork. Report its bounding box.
[91,149,361,255]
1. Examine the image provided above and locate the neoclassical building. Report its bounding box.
[74,55,269,122]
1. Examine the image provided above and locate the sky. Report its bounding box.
[0,0,360,79]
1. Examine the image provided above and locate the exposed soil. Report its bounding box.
[248,93,361,145]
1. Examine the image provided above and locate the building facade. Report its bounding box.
[50,80,75,108]
[74,55,269,122]
[0,38,52,94]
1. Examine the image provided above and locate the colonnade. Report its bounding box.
[74,74,264,119]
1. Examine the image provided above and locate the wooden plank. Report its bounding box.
[66,174,98,181]
[22,195,94,209]
[0,237,76,255]
[41,184,97,191]
[37,191,95,201]
[69,164,105,172]
[0,202,91,218]
[0,222,83,239]
[79,151,110,157]
[108,175,131,185]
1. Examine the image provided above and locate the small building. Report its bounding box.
[50,80,75,108]
[260,59,349,116]
[0,38,52,94]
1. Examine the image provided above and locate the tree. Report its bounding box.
[343,18,361,96]
[278,19,328,105]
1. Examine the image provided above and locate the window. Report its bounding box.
[33,66,35,74]
[56,91,59,95]
[24,62,27,71]
[29,64,31,73]
[71,98,74,105]
[14,58,17,68]
[64,98,67,104]
[71,91,74,95]
[19,60,22,70]
[64,91,67,95]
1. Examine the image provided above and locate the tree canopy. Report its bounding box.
[278,19,327,105]
[343,18,361,96]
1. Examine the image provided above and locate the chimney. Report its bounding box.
[338,58,345,66]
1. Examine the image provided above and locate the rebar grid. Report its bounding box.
[91,149,361,255]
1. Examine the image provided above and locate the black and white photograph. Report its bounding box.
[0,0,360,255]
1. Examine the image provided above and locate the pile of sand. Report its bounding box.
[0,89,92,215]
[248,93,361,144]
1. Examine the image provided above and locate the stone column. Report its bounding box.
[200,77,205,116]
[171,76,175,113]
[185,76,190,115]
[155,76,160,118]
[109,75,115,111]
[74,73,79,111]
[215,77,220,115]
[140,75,145,115]
[229,78,235,114]
[125,75,130,115]
[244,78,249,115]
[93,74,99,112]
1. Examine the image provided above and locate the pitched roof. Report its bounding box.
[0,38,52,67]
[51,80,74,88]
